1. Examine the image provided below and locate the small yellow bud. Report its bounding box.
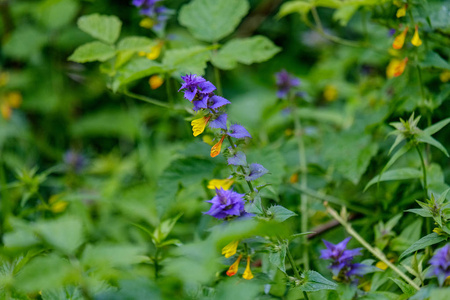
[393,27,408,50]
[149,75,164,89]
[242,256,254,280]
[411,25,422,47]
[221,240,239,258]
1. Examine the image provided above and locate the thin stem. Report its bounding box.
[416,145,428,198]
[214,66,223,96]
[123,89,171,109]
[286,245,309,300]
[290,97,309,270]
[325,204,421,291]
[154,247,160,279]
[226,136,254,192]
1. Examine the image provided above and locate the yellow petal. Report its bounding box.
[6,92,22,108]
[243,256,254,280]
[191,116,210,137]
[208,178,234,190]
[393,27,408,50]
[221,240,239,258]
[289,173,299,184]
[211,135,225,158]
[386,57,408,79]
[375,261,388,270]
[440,70,450,83]
[411,25,422,47]
[51,201,69,213]
[1,102,12,120]
[149,75,164,89]
[323,85,338,102]
[396,5,406,18]
[139,18,154,29]
[226,254,242,277]
[202,135,214,146]
[146,43,162,60]
[0,72,9,87]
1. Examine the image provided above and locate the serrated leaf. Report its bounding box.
[268,205,297,222]
[211,36,281,70]
[365,168,422,191]
[269,243,287,273]
[77,14,122,44]
[163,46,211,76]
[68,41,116,63]
[179,0,249,42]
[299,270,338,292]
[399,233,446,260]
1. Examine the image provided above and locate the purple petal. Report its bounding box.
[198,81,216,94]
[209,113,227,130]
[208,95,230,109]
[184,89,196,102]
[228,124,251,139]
[245,163,268,181]
[227,151,247,166]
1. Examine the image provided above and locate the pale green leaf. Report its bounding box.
[211,36,281,70]
[268,205,297,222]
[399,233,445,260]
[162,46,211,76]
[35,216,84,254]
[419,51,450,70]
[77,14,122,44]
[68,41,116,63]
[277,1,312,19]
[112,58,165,92]
[178,0,249,42]
[416,133,449,157]
[424,118,450,135]
[365,168,422,191]
[117,36,155,52]
[269,243,287,273]
[333,5,359,26]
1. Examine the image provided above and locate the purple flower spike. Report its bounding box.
[275,69,300,99]
[208,95,231,109]
[204,188,246,219]
[228,124,251,139]
[428,244,450,286]
[228,151,247,166]
[192,96,208,111]
[245,163,268,181]
[179,74,206,101]
[209,113,227,130]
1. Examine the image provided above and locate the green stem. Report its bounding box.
[290,97,309,270]
[285,244,309,300]
[416,145,428,198]
[226,136,254,192]
[214,66,223,96]
[123,90,171,109]
[326,204,421,291]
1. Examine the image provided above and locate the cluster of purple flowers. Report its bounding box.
[63,150,86,173]
[320,237,369,283]
[131,0,172,32]
[178,74,269,220]
[428,244,450,286]
[275,69,300,99]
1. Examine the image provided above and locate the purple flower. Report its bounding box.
[228,151,247,166]
[204,188,246,219]
[428,244,450,286]
[179,74,216,102]
[321,237,366,282]
[228,124,251,139]
[275,69,300,99]
[209,113,227,130]
[192,96,208,111]
[132,0,160,7]
[64,150,86,173]
[388,28,396,36]
[245,163,268,181]
[207,95,230,109]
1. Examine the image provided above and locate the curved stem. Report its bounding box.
[416,145,428,198]
[122,89,171,109]
[325,204,421,291]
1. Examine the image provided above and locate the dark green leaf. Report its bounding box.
[365,168,422,191]
[299,270,338,292]
[268,205,297,222]
[399,233,446,260]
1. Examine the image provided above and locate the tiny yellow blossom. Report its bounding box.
[226,254,242,277]
[411,25,422,47]
[289,173,299,183]
[243,256,254,280]
[440,70,450,83]
[202,135,214,145]
[221,240,239,258]
[139,18,155,29]
[0,72,9,87]
[1,91,22,120]
[211,135,226,158]
[323,85,338,102]
[375,261,388,270]
[146,43,162,60]
[396,4,407,18]
[191,116,211,137]
[149,75,164,89]
[386,57,408,78]
[393,27,408,50]
[208,178,234,190]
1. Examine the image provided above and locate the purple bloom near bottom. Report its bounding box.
[428,244,450,286]
[204,188,246,219]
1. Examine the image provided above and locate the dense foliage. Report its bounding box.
[1,0,450,299]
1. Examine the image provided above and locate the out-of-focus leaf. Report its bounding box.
[178,0,249,42]
[268,205,297,222]
[212,277,260,300]
[269,242,287,273]
[399,233,446,260]
[117,36,155,51]
[365,168,422,191]
[390,278,416,297]
[211,36,281,70]
[68,41,116,63]
[77,14,122,44]
[95,278,161,300]
[112,58,164,92]
[298,270,338,292]
[41,287,83,300]
[416,133,449,157]
[154,213,183,244]
[333,5,359,26]
[35,216,84,254]
[35,0,79,29]
[3,26,47,60]
[278,1,312,19]
[419,51,450,70]
[162,46,211,76]
[81,244,145,268]
[424,118,450,135]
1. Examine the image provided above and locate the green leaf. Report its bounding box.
[430,288,450,300]
[211,36,281,70]
[405,208,433,218]
[365,168,422,191]
[333,5,359,26]
[117,36,155,51]
[416,133,449,157]
[178,0,249,42]
[3,26,47,61]
[81,244,145,268]
[269,243,287,273]
[277,1,312,19]
[390,278,416,297]
[35,216,84,254]
[424,118,450,135]
[399,233,446,260]
[68,41,116,63]
[35,0,79,30]
[419,51,450,70]
[268,205,297,222]
[77,14,122,44]
[162,46,211,76]
[299,270,338,292]
[112,58,165,92]
[154,213,183,244]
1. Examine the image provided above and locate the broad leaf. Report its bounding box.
[77,14,122,44]
[178,0,249,42]
[211,36,281,70]
[268,205,297,222]
[68,41,116,63]
[365,168,422,191]
[163,46,211,76]
[399,233,446,260]
[117,36,155,51]
[298,270,338,292]
[419,51,450,70]
[35,216,84,254]
[269,242,287,273]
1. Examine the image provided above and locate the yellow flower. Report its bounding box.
[323,85,338,102]
[146,43,162,60]
[375,261,388,270]
[411,25,422,47]
[393,27,408,50]
[1,91,22,120]
[396,4,407,18]
[289,173,299,183]
[243,256,254,280]
[221,240,239,258]
[139,18,155,29]
[226,254,242,277]
[208,178,234,190]
[440,70,450,83]
[149,75,164,89]
[49,194,69,214]
[191,116,211,137]
[211,135,226,158]
[386,57,408,78]
[0,72,9,87]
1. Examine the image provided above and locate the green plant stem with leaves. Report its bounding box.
[325,204,421,291]
[416,145,428,198]
[286,244,310,300]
